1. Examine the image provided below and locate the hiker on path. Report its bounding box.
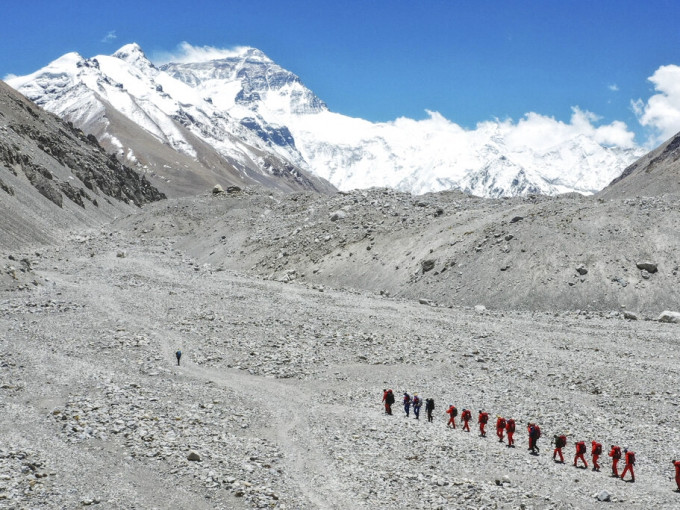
[412,394,422,419]
[620,449,636,482]
[461,408,472,432]
[591,441,602,471]
[496,416,506,443]
[528,423,541,454]
[609,445,622,477]
[552,434,566,463]
[445,405,457,428]
[505,418,516,447]
[673,459,680,492]
[574,441,588,468]
[478,410,489,437]
[403,392,412,417]
[176,350,182,366]
[383,389,395,415]
[425,398,435,422]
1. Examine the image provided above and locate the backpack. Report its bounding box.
[577,442,586,454]
[533,425,541,439]
[176,350,181,357]
[386,390,395,405]
[611,446,621,460]
[452,407,458,417]
[627,452,635,465]
[498,418,506,429]
[412,396,420,407]
[403,394,410,404]
[593,443,602,455]
[462,409,471,420]
[506,419,515,433]
[555,435,566,448]
[480,413,488,424]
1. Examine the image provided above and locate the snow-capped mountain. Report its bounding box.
[6,44,334,196]
[8,43,644,197]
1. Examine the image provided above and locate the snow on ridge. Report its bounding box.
[6,42,646,198]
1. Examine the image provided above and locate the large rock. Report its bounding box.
[636,262,658,273]
[657,311,680,323]
[187,450,202,461]
[329,210,347,221]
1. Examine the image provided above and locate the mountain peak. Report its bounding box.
[113,43,150,64]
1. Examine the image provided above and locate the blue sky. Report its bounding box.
[3,0,680,146]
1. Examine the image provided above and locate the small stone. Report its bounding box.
[187,451,201,462]
[576,264,588,275]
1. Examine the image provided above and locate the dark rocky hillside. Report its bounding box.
[0,80,165,249]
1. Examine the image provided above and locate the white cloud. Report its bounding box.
[151,42,250,65]
[102,30,117,43]
[3,73,17,81]
[608,83,619,92]
[500,107,636,150]
[633,64,680,144]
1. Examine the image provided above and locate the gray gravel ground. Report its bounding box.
[2,203,680,509]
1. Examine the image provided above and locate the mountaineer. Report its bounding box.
[175,350,182,366]
[609,445,622,477]
[461,408,472,432]
[591,441,602,471]
[496,416,506,443]
[478,410,489,437]
[403,392,412,417]
[445,404,457,428]
[620,449,636,482]
[505,418,516,447]
[552,434,566,463]
[425,398,435,422]
[574,441,588,468]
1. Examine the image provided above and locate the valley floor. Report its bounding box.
[1,225,680,509]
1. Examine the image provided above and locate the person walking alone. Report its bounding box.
[176,350,182,366]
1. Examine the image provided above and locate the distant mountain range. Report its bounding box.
[8,43,646,197]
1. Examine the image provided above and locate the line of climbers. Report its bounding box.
[382,389,680,491]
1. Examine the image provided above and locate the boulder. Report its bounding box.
[421,259,435,272]
[576,264,588,275]
[329,210,347,221]
[226,186,242,193]
[623,311,639,321]
[636,262,658,273]
[474,305,487,314]
[187,450,201,462]
[509,216,523,223]
[657,311,680,324]
[212,184,224,194]
[596,490,611,502]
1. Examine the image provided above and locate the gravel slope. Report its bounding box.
[2,215,680,509]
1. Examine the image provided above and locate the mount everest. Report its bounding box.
[7,43,644,197]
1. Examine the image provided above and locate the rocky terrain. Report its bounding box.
[0,80,165,252]
[1,174,680,508]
